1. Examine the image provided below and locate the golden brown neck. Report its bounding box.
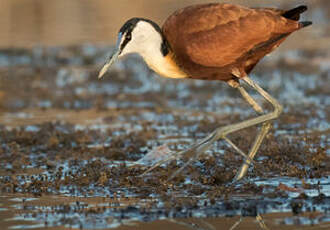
[144,51,187,79]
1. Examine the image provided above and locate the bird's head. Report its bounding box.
[98,18,169,79]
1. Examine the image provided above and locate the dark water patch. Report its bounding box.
[0,34,329,229]
[0,192,329,229]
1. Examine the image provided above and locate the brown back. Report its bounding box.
[162,3,302,80]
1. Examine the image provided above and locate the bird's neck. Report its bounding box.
[121,20,188,79]
[140,42,187,79]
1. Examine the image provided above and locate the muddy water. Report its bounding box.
[0,0,330,230]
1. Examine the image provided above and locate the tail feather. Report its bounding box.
[282,5,308,21]
[300,21,312,28]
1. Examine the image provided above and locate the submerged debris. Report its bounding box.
[0,32,330,229]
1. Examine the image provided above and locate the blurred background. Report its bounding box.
[0,0,329,115]
[0,0,329,48]
[0,0,329,133]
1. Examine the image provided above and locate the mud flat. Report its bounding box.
[0,2,330,228]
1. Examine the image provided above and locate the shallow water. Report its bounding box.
[1,1,330,229]
[0,45,329,229]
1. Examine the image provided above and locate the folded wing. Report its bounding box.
[163,3,300,68]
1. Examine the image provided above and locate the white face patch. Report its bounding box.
[117,20,187,79]
[119,21,163,57]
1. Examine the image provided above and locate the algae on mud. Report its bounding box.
[0,45,329,229]
[0,0,330,229]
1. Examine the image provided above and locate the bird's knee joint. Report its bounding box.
[262,122,272,130]
[215,127,227,139]
[228,79,240,88]
[275,104,283,116]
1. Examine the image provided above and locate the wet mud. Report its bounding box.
[0,2,330,229]
[0,44,329,229]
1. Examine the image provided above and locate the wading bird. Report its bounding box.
[98,3,311,181]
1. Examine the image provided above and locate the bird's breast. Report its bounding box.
[144,52,188,79]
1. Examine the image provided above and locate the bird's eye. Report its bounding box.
[126,33,132,41]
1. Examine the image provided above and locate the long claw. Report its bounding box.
[223,136,257,165]
[167,133,217,181]
[141,127,219,181]
[140,153,177,176]
[141,132,217,177]
[167,151,202,181]
[140,146,197,177]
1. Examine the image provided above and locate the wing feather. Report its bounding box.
[163,3,299,68]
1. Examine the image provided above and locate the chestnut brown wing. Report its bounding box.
[163,3,299,68]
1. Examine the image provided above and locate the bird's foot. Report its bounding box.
[140,124,259,181]
[140,130,219,179]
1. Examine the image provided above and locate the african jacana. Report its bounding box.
[98,3,312,181]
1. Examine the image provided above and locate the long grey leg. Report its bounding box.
[142,76,282,180]
[237,86,264,115]
[194,77,282,141]
[234,122,271,180]
[234,77,282,180]
[234,85,272,180]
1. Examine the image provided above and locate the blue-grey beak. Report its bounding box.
[98,33,123,79]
